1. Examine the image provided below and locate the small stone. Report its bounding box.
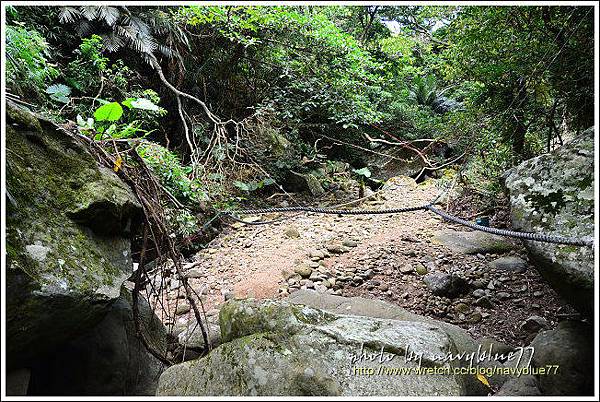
[472,289,486,298]
[284,226,300,238]
[399,264,413,274]
[467,312,483,323]
[533,291,544,297]
[342,239,358,248]
[520,315,549,333]
[222,289,234,301]
[206,309,219,317]
[175,304,191,315]
[326,243,344,254]
[496,291,511,300]
[294,263,313,278]
[379,283,389,292]
[309,249,325,259]
[415,264,428,276]
[454,303,471,314]
[423,273,468,297]
[488,256,527,273]
[475,296,495,309]
[184,269,203,279]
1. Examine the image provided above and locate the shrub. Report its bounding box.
[5,25,58,97]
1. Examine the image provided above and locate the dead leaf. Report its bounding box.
[113,156,123,172]
[476,373,491,388]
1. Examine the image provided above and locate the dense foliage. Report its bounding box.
[5,5,594,242]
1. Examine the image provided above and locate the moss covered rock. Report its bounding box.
[157,299,470,396]
[503,128,594,315]
[5,103,142,367]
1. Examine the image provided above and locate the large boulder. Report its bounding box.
[26,284,167,395]
[529,320,593,396]
[5,102,142,367]
[503,128,594,315]
[157,298,477,396]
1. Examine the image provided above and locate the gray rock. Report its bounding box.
[294,263,313,278]
[26,286,167,395]
[399,264,413,274]
[326,243,345,254]
[431,229,514,255]
[496,375,542,396]
[530,320,593,395]
[176,304,191,315]
[472,289,486,298]
[474,296,494,309]
[284,226,301,239]
[286,290,486,395]
[289,170,325,196]
[184,269,204,279]
[342,239,358,248]
[423,273,468,297]
[496,291,511,300]
[6,104,142,368]
[488,256,527,273]
[504,128,594,315]
[519,315,549,333]
[157,299,469,396]
[476,337,514,357]
[178,323,222,351]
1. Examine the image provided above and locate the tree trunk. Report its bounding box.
[512,77,528,159]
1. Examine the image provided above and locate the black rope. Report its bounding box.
[220,199,593,248]
[426,206,594,247]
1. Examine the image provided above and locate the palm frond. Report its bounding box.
[79,6,99,21]
[102,32,126,53]
[98,6,121,26]
[58,7,81,24]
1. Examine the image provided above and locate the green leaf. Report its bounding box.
[353,167,371,178]
[46,84,71,103]
[130,98,160,111]
[94,102,123,122]
[233,180,250,191]
[121,98,136,109]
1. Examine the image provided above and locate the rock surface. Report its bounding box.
[6,103,142,367]
[27,285,167,395]
[157,298,473,396]
[431,229,514,255]
[496,375,542,396]
[529,320,593,396]
[504,127,594,315]
[488,256,527,273]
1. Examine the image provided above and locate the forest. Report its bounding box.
[3,4,596,397]
[6,5,594,242]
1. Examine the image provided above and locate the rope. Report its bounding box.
[220,192,594,248]
[426,206,593,248]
